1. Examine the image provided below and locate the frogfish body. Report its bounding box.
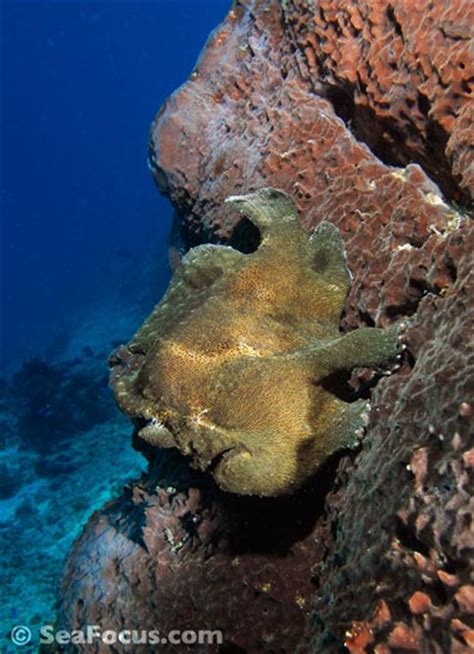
[110,188,399,496]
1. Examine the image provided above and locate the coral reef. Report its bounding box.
[311,224,474,652]
[10,356,114,453]
[111,188,400,497]
[58,452,328,654]
[0,314,147,649]
[57,1,473,652]
[149,0,471,258]
[282,0,474,202]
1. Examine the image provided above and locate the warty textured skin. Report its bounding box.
[110,188,400,497]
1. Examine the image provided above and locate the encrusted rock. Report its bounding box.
[282,0,473,201]
[58,453,337,653]
[308,222,474,652]
[149,0,468,340]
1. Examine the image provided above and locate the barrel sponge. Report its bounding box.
[110,188,401,496]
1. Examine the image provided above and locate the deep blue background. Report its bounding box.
[1,0,229,370]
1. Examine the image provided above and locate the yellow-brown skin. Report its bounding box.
[112,188,400,496]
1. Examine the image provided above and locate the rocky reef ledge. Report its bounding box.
[58,2,473,653]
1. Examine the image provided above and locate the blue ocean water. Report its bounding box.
[2,0,229,370]
[0,1,229,648]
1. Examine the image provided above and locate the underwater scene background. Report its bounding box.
[1,0,228,649]
[1,1,473,653]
